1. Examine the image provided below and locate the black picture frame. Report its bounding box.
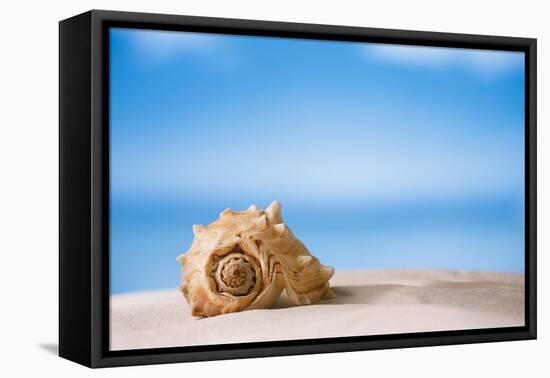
[59,9,537,368]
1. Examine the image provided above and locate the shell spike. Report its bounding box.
[265,200,283,224]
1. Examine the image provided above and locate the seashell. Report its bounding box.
[177,201,335,317]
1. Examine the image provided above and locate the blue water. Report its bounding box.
[110,196,524,294]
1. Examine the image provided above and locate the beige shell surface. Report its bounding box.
[177,201,335,317]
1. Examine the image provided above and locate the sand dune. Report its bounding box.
[110,269,524,351]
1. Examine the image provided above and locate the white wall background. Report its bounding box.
[0,0,546,376]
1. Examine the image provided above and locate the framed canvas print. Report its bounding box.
[59,10,537,368]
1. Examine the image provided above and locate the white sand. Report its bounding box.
[110,269,524,351]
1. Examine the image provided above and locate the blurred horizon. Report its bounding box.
[109,28,525,294]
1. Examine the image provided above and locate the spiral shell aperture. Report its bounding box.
[177,201,335,317]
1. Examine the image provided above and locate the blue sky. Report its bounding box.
[109,28,525,294]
